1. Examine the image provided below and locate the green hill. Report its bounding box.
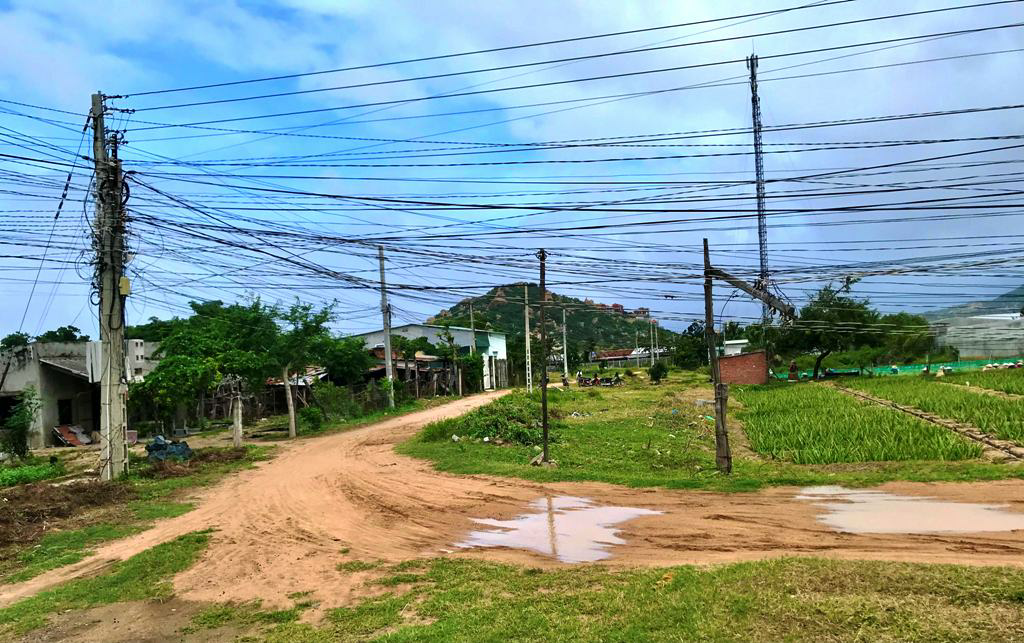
[429,284,675,353]
[924,284,1024,320]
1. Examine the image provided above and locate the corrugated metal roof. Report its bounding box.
[39,357,89,380]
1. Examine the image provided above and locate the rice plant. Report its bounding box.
[735,384,981,464]
[845,377,1024,443]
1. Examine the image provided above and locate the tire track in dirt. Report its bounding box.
[4,390,1024,613]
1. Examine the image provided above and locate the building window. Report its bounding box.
[57,399,73,425]
[134,368,143,375]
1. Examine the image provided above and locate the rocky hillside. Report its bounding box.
[429,284,674,351]
[924,284,1024,319]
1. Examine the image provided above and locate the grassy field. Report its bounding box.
[0,459,64,487]
[399,374,1023,492]
[844,377,1024,443]
[177,556,1024,642]
[944,370,1024,396]
[735,385,981,463]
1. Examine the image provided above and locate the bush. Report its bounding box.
[0,461,64,487]
[649,362,669,384]
[624,368,634,377]
[298,406,324,432]
[420,391,552,445]
[1,387,40,459]
[312,381,363,420]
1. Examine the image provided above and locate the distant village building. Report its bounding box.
[722,339,749,357]
[351,323,508,390]
[0,340,159,448]
[933,313,1024,359]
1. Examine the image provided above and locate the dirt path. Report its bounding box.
[4,390,1024,613]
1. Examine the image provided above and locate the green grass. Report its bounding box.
[208,557,1024,642]
[845,377,1024,443]
[399,376,1024,492]
[0,461,64,487]
[735,384,981,463]
[2,524,142,584]
[945,370,1024,396]
[0,530,211,636]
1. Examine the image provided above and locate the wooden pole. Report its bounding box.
[538,250,550,463]
[704,239,732,474]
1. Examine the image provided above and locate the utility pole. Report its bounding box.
[537,250,550,463]
[703,239,731,474]
[469,302,475,355]
[561,308,569,381]
[655,321,660,364]
[92,93,128,482]
[747,54,770,325]
[524,284,533,393]
[378,246,395,409]
[703,238,796,474]
[635,329,640,368]
[649,318,655,367]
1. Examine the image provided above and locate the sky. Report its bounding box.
[1,0,1022,340]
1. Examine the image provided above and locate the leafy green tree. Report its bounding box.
[34,325,89,343]
[322,336,374,386]
[779,282,881,379]
[671,322,707,370]
[1,386,40,459]
[272,302,334,438]
[125,316,181,342]
[879,312,935,361]
[648,361,668,384]
[1,332,30,352]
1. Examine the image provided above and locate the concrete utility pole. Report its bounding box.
[537,250,550,463]
[649,318,655,367]
[92,93,128,482]
[524,284,533,393]
[561,307,569,380]
[232,389,243,448]
[635,329,640,368]
[469,302,475,355]
[655,322,660,364]
[378,246,395,409]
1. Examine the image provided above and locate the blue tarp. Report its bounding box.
[145,435,194,462]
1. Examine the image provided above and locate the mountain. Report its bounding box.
[428,283,675,352]
[923,284,1024,320]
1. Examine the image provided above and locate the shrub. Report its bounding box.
[298,406,324,432]
[1,386,40,459]
[624,368,634,377]
[420,391,551,445]
[649,362,669,384]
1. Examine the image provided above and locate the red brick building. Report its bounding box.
[719,350,768,385]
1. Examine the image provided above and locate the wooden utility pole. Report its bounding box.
[703,238,731,474]
[378,246,395,408]
[538,250,550,463]
[92,93,128,481]
[524,284,533,393]
[702,238,795,474]
[561,307,569,380]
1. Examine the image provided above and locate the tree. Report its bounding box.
[35,325,89,343]
[648,361,668,384]
[322,336,374,387]
[879,312,935,361]
[125,316,181,342]
[1,332,30,352]
[780,282,880,379]
[671,322,707,370]
[272,302,334,438]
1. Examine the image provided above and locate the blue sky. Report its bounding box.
[1,0,1023,340]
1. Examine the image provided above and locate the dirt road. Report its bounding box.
[4,389,1024,612]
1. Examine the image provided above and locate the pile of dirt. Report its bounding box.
[0,481,134,546]
[140,448,249,479]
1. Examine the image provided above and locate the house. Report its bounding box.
[351,324,508,390]
[0,340,159,449]
[934,314,1024,359]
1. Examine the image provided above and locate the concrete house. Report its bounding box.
[0,340,158,449]
[351,324,508,390]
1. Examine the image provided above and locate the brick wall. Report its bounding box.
[719,350,767,385]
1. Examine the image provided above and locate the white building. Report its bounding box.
[723,339,749,356]
[934,314,1024,359]
[351,324,508,390]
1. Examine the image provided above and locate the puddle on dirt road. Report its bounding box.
[456,496,662,563]
[799,485,1024,534]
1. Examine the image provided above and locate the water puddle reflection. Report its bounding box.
[457,496,661,562]
[799,485,1024,534]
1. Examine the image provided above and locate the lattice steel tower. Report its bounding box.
[747,54,769,323]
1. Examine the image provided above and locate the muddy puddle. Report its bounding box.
[456,496,662,563]
[799,485,1024,534]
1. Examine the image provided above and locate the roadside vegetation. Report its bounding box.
[169,557,1024,642]
[400,373,1024,491]
[944,369,1024,396]
[736,385,981,463]
[0,458,64,488]
[844,377,1024,443]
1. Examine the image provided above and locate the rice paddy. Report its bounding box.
[734,384,981,464]
[844,377,1024,444]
